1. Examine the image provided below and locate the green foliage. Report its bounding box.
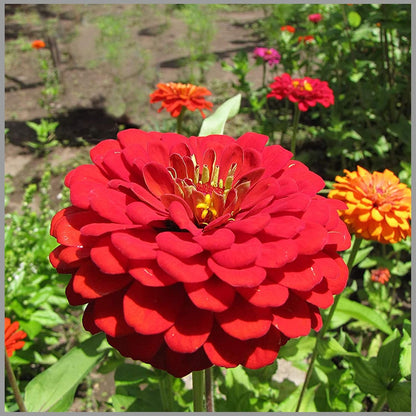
[25,118,59,156]
[24,334,110,412]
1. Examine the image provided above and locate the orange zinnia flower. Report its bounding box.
[31,40,46,49]
[328,166,411,244]
[370,267,391,284]
[5,318,27,357]
[149,82,213,118]
[297,35,315,44]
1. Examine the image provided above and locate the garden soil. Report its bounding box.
[5,4,304,410]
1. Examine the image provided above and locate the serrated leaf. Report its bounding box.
[24,333,109,412]
[199,94,241,136]
[336,297,392,335]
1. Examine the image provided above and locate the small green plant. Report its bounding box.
[25,119,59,156]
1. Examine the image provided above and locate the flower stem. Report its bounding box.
[205,367,214,412]
[371,393,387,412]
[5,352,27,412]
[159,371,174,411]
[291,105,301,156]
[295,236,362,412]
[262,61,267,88]
[176,108,186,135]
[192,370,205,412]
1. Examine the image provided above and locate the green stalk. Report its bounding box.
[290,105,301,156]
[159,371,174,411]
[176,107,186,135]
[262,61,267,88]
[192,370,205,412]
[5,352,27,412]
[205,367,214,412]
[371,393,387,412]
[295,236,362,412]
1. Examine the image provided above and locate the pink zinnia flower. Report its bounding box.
[50,129,350,377]
[268,73,334,112]
[253,47,281,67]
[308,13,322,23]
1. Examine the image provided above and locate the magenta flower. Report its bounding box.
[253,47,281,67]
[308,13,322,23]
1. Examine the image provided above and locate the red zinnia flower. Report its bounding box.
[50,129,350,377]
[31,40,46,49]
[280,25,296,33]
[308,13,322,24]
[268,73,334,112]
[298,35,315,44]
[370,268,391,284]
[253,47,281,67]
[149,82,213,118]
[5,318,27,357]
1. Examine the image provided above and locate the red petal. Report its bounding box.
[143,162,175,197]
[126,201,167,225]
[151,345,212,378]
[211,237,261,268]
[50,246,89,272]
[147,140,170,167]
[67,175,107,209]
[80,223,140,236]
[129,260,176,287]
[107,332,164,361]
[326,221,351,251]
[185,276,235,312]
[226,213,270,235]
[238,279,289,307]
[293,279,334,308]
[89,187,133,224]
[156,231,203,258]
[239,178,279,211]
[90,139,122,175]
[262,144,293,177]
[294,222,328,255]
[207,258,266,288]
[82,303,101,334]
[111,230,158,260]
[123,282,185,335]
[72,261,131,299]
[219,144,244,182]
[102,151,134,182]
[265,193,311,214]
[164,300,213,353]
[272,293,311,338]
[168,201,200,235]
[66,276,89,306]
[157,251,212,283]
[269,255,323,291]
[264,215,303,238]
[90,236,129,274]
[203,324,250,367]
[237,132,269,151]
[53,209,101,247]
[117,128,158,148]
[91,291,135,337]
[193,228,235,251]
[309,304,323,331]
[216,295,272,341]
[256,239,298,268]
[65,164,108,188]
[244,326,282,369]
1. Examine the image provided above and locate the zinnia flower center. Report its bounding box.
[293,80,313,92]
[169,150,248,226]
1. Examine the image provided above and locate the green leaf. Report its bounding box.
[278,384,317,412]
[335,297,392,335]
[199,94,241,136]
[376,329,402,383]
[350,357,387,396]
[30,309,64,327]
[24,333,110,412]
[387,381,411,412]
[348,11,362,28]
[317,338,361,360]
